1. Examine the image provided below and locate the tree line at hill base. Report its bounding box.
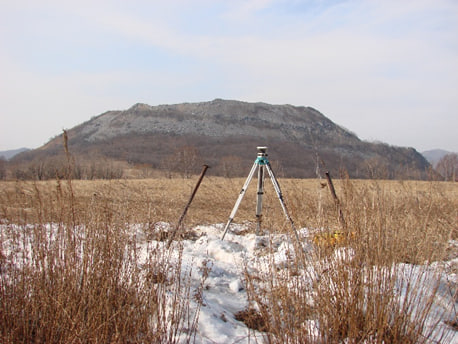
[2,142,456,181]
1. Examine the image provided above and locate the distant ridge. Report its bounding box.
[12,99,431,179]
[0,147,30,160]
[422,149,454,167]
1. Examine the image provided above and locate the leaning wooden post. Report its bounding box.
[167,165,210,248]
[325,171,346,230]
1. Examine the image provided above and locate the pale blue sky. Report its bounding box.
[1,0,457,152]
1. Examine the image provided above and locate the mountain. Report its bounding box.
[12,99,431,179]
[0,148,30,160]
[422,149,453,167]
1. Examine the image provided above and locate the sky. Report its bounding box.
[1,0,457,153]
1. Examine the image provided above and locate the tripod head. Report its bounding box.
[256,146,268,165]
[257,146,268,156]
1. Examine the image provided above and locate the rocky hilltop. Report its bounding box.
[74,99,357,145]
[14,99,431,179]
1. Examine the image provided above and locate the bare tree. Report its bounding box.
[160,145,202,178]
[0,157,6,180]
[218,155,244,178]
[362,157,390,179]
[178,146,201,178]
[160,155,177,179]
[436,153,458,181]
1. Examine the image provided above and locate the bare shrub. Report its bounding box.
[241,178,456,343]
[0,179,204,343]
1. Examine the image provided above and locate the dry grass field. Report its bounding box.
[1,176,456,262]
[0,175,457,343]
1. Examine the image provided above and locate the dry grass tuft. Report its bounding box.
[239,177,457,343]
[0,178,207,343]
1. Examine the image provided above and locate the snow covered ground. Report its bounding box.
[137,223,458,344]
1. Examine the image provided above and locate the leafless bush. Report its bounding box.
[242,177,456,343]
[0,179,205,343]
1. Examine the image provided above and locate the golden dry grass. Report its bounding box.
[1,177,456,227]
[0,177,210,343]
[1,176,457,343]
[1,176,456,264]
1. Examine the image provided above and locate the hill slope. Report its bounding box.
[0,148,30,160]
[422,149,454,167]
[13,99,430,179]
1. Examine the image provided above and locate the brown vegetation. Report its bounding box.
[0,175,456,343]
[436,153,458,181]
[1,177,456,260]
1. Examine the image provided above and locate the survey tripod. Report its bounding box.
[221,147,300,244]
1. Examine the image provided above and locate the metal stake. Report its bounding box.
[167,164,209,248]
